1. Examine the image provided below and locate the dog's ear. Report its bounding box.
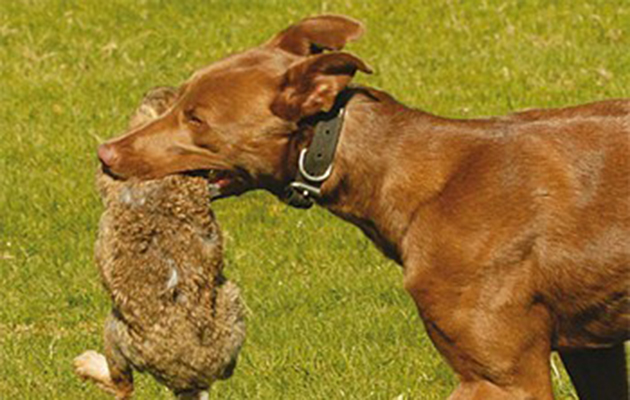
[267,14,365,56]
[271,52,372,121]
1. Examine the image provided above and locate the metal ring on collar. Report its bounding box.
[297,148,334,182]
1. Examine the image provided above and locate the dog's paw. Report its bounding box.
[74,350,116,393]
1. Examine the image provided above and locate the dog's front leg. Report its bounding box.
[404,262,555,399]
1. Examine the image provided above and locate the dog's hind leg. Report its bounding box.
[559,343,628,400]
[74,313,134,399]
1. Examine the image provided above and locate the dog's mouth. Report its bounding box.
[101,164,125,180]
[185,169,250,200]
[100,164,251,200]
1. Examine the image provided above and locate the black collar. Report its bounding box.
[282,91,350,209]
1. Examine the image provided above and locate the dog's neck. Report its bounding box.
[313,88,488,264]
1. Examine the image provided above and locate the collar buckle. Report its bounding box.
[282,91,351,209]
[297,147,334,183]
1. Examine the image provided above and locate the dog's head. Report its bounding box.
[98,15,371,199]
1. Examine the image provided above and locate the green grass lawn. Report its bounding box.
[1,0,628,398]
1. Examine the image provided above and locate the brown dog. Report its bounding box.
[96,15,629,399]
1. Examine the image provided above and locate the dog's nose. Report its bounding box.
[97,143,118,168]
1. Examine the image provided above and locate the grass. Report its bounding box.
[1,0,628,398]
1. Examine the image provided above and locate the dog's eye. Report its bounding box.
[185,109,205,127]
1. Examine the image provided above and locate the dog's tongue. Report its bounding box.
[215,177,231,188]
[207,170,229,187]
[206,171,232,199]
